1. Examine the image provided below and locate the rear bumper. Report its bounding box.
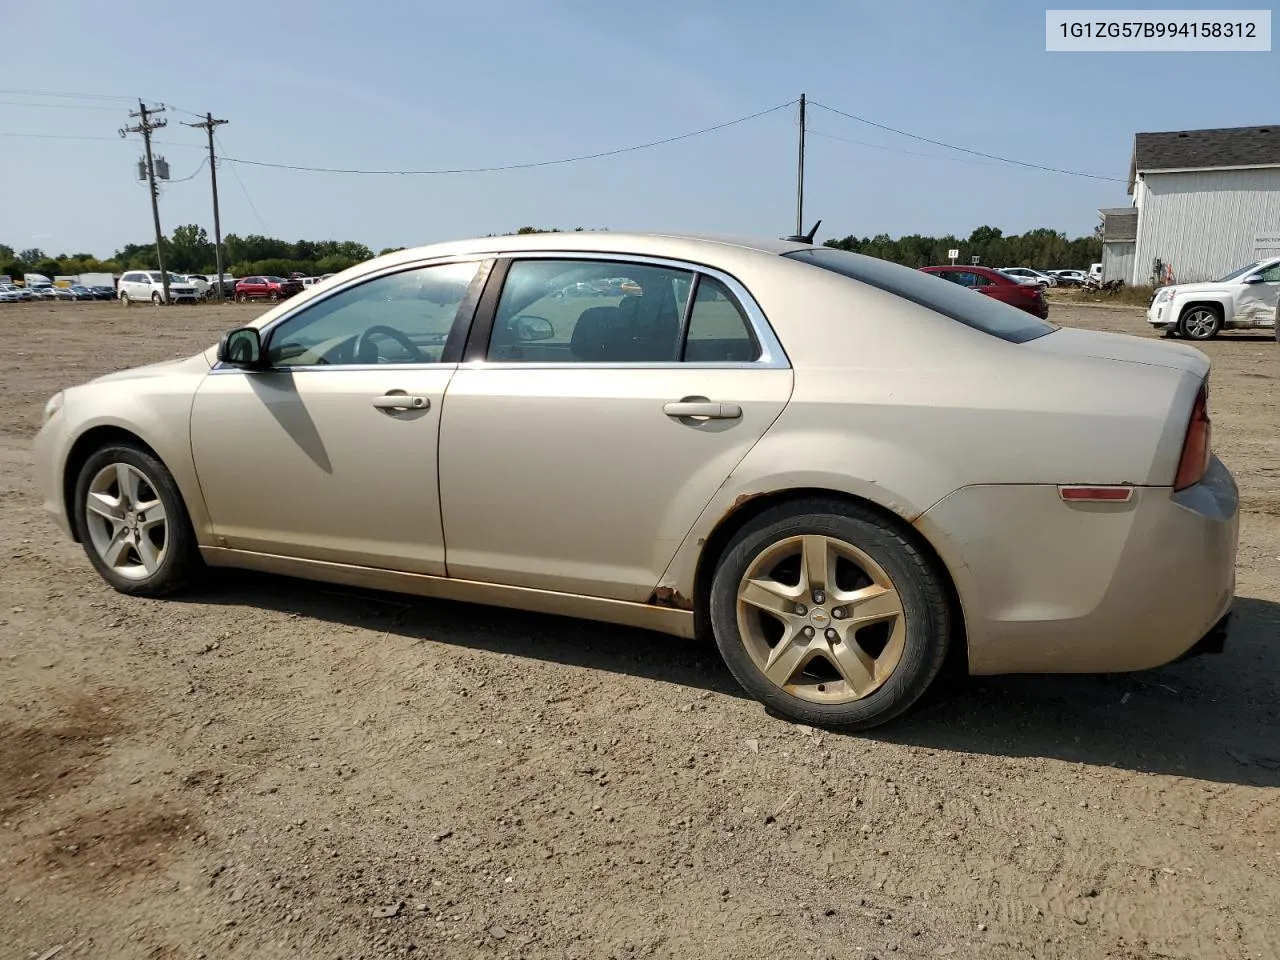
[914,455,1239,675]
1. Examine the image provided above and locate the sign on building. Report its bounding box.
[1253,232,1280,254]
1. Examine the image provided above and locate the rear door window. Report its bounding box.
[785,249,1054,343]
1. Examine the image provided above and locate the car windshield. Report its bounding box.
[266,276,284,282]
[784,248,1056,344]
[148,272,163,281]
[1216,262,1259,283]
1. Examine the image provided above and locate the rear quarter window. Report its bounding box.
[784,248,1055,344]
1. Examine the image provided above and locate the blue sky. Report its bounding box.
[1,0,1273,257]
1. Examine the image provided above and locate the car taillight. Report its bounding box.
[1173,383,1211,491]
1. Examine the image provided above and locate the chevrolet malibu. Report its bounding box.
[32,233,1238,729]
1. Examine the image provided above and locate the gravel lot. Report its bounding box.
[1,300,1277,960]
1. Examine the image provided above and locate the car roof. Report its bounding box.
[360,231,813,271]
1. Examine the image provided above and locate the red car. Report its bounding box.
[919,265,1048,319]
[234,275,303,303]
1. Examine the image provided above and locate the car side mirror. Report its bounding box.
[1242,275,1263,284]
[512,315,554,341]
[217,326,265,368]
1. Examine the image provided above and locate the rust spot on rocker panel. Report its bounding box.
[650,585,694,610]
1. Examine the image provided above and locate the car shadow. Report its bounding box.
[183,573,1280,788]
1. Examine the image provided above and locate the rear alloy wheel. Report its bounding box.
[709,500,952,729]
[73,444,200,596]
[1178,305,1221,341]
[120,292,130,306]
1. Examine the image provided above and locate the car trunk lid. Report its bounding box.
[1024,327,1209,378]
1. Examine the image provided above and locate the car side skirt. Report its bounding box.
[200,547,697,638]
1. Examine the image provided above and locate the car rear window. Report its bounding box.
[783,248,1056,344]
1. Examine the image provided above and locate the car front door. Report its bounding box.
[1235,262,1280,326]
[437,255,793,602]
[190,258,489,574]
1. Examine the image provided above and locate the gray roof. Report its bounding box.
[1128,124,1280,191]
[1099,208,1137,242]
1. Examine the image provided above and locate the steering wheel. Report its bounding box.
[354,324,425,363]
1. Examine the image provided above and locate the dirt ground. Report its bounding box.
[1,299,1277,960]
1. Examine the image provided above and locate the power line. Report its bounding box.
[166,156,209,183]
[0,88,137,102]
[0,99,124,112]
[216,132,268,231]
[0,131,123,142]
[808,99,1126,183]
[219,100,798,175]
[808,128,1014,170]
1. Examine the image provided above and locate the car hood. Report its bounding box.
[1025,327,1209,377]
[86,351,213,385]
[1162,280,1234,296]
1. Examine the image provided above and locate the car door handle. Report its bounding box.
[372,394,429,411]
[663,400,742,420]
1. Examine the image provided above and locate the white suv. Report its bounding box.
[1147,257,1280,341]
[118,271,202,305]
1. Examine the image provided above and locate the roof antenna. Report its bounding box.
[785,219,822,244]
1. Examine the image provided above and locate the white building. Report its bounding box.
[1100,124,1280,286]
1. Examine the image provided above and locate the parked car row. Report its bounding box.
[0,283,116,302]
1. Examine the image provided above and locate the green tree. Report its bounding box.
[17,248,45,267]
[169,224,213,272]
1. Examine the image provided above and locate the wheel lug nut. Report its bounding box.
[802,625,816,638]
[831,607,846,619]
[794,603,807,615]
[812,590,826,604]
[825,628,839,641]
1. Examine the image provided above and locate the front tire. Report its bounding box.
[72,444,201,597]
[709,499,952,730]
[1178,305,1222,341]
[151,292,163,306]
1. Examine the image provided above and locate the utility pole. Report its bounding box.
[120,101,170,304]
[184,113,229,301]
[796,93,806,237]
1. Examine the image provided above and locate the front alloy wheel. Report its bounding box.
[1179,306,1221,340]
[73,444,200,596]
[84,462,169,580]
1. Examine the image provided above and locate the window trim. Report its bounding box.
[210,255,496,374]
[460,251,786,370]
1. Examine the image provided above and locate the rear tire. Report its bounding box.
[708,499,952,730]
[1178,305,1222,341]
[120,292,130,306]
[72,443,202,597]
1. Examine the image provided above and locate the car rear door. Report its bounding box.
[436,254,793,603]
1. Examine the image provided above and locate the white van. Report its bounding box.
[1088,263,1103,282]
[117,271,202,305]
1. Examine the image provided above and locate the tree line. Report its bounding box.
[822,225,1103,270]
[2,223,1103,283]
[0,227,378,281]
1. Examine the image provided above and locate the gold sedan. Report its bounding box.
[32,232,1239,728]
